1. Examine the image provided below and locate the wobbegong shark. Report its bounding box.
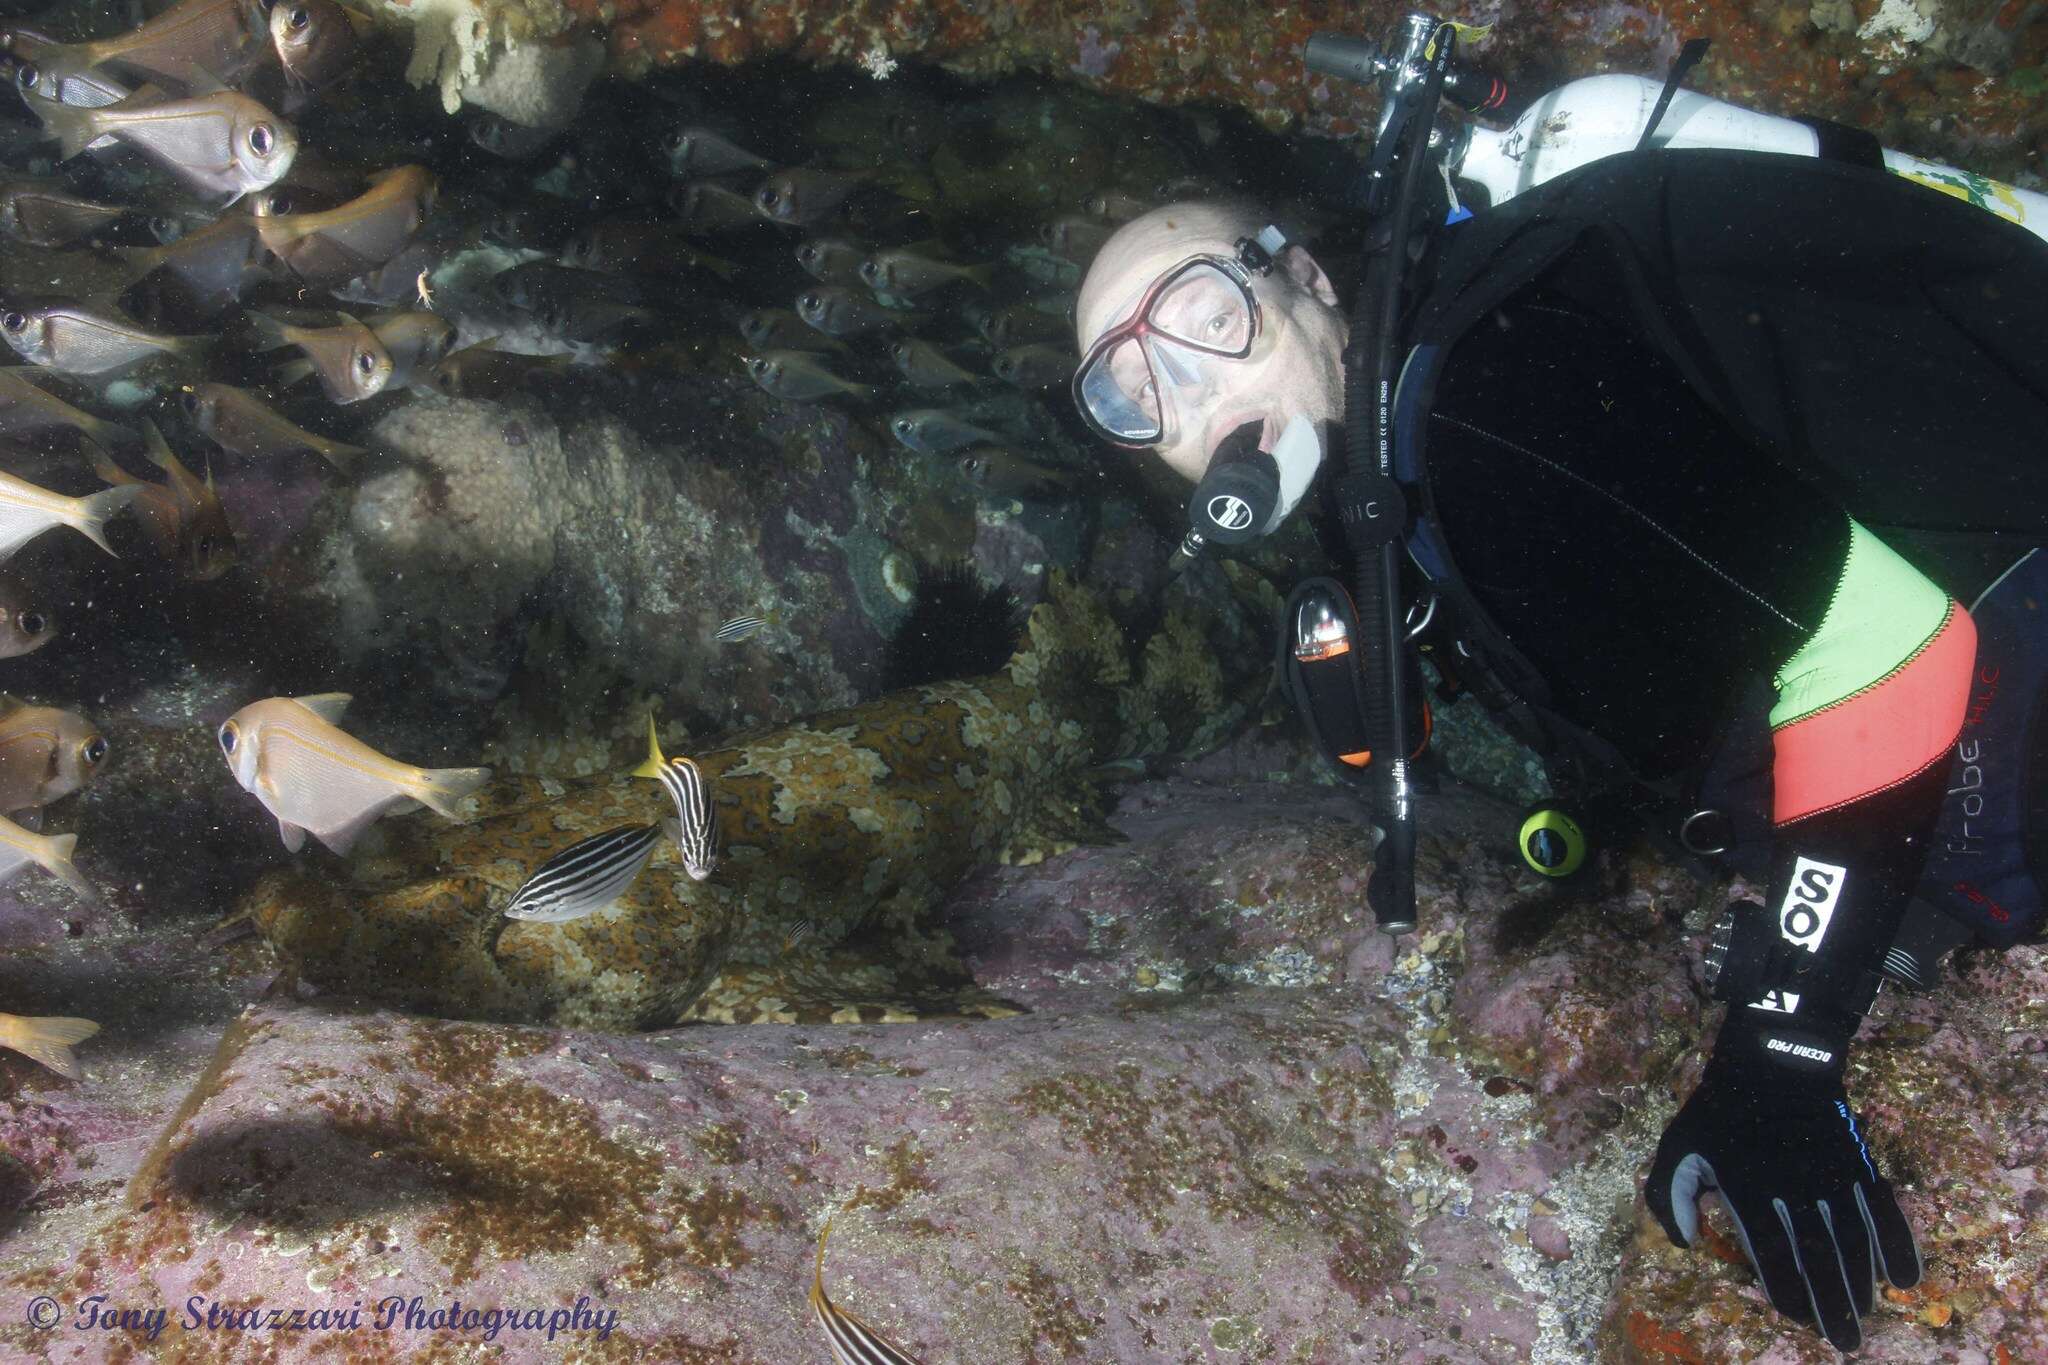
[244,569,1278,1029]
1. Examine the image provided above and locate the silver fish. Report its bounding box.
[0,180,127,246]
[218,693,491,854]
[251,313,392,404]
[667,180,765,235]
[1039,215,1115,263]
[24,86,297,199]
[119,215,274,320]
[0,573,57,658]
[1,298,209,376]
[0,369,135,449]
[743,351,869,403]
[502,823,662,923]
[796,287,920,338]
[0,468,140,562]
[973,302,1069,349]
[889,338,978,390]
[253,165,436,288]
[754,167,867,227]
[738,308,847,354]
[714,615,765,643]
[0,1012,98,1080]
[888,408,1002,457]
[269,0,368,97]
[795,237,869,287]
[469,113,564,160]
[0,815,99,911]
[989,343,1075,391]
[10,0,271,101]
[1081,189,1153,222]
[958,446,1077,500]
[665,127,771,177]
[858,249,994,297]
[366,310,454,390]
[182,381,364,472]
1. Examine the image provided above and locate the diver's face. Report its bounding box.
[1077,209,1346,484]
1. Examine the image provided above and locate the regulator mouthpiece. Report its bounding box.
[1187,421,1279,546]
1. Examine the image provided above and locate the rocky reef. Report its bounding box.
[2,761,2042,1362]
[367,0,2048,186]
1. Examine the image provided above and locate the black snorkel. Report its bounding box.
[1305,16,1505,933]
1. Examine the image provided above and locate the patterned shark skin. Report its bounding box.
[245,567,1281,1029]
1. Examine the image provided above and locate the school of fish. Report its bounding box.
[0,6,1283,1349]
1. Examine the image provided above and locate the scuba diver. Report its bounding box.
[1067,59,2048,1354]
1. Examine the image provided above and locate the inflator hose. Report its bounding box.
[1339,26,1455,933]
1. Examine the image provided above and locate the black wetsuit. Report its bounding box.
[1394,148,2048,950]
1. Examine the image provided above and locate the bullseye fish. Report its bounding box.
[501,823,662,923]
[0,1011,99,1080]
[22,86,297,199]
[0,695,106,816]
[888,408,1001,456]
[0,467,141,563]
[753,167,868,227]
[0,575,57,659]
[269,0,368,96]
[250,312,393,403]
[810,1219,923,1365]
[218,693,492,855]
[0,369,135,450]
[182,381,365,472]
[0,815,100,910]
[1,298,210,377]
[631,716,718,881]
[9,0,271,100]
[0,179,127,247]
[87,421,236,580]
[665,127,772,177]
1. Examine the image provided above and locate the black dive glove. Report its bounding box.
[1646,1024,1921,1351]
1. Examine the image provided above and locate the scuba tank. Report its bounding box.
[1453,73,2048,245]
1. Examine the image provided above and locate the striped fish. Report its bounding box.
[501,823,661,923]
[714,614,765,643]
[631,715,719,881]
[810,1219,923,1365]
[782,918,815,953]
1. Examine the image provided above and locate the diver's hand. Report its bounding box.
[1644,1027,1921,1351]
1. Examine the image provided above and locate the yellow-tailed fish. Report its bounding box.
[663,126,771,177]
[0,813,100,909]
[0,297,210,377]
[559,221,740,280]
[0,574,57,658]
[795,237,869,287]
[87,422,236,580]
[0,368,136,449]
[0,179,127,246]
[10,0,271,100]
[0,695,105,815]
[631,716,719,881]
[0,1012,99,1079]
[810,1218,923,1365]
[181,381,364,471]
[888,338,978,390]
[218,693,491,855]
[796,287,922,338]
[23,85,297,199]
[0,465,141,563]
[737,308,849,355]
[250,312,392,403]
[253,165,436,287]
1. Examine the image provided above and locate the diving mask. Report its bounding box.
[1072,226,1290,447]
